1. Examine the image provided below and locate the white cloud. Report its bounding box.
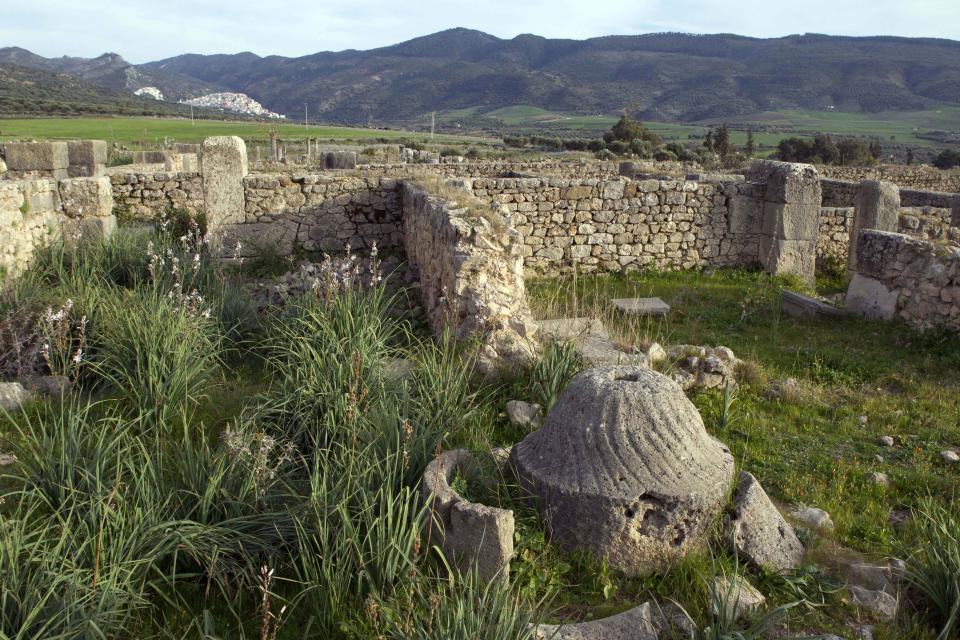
[0,0,956,62]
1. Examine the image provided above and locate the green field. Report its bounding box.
[705,108,960,149]
[0,116,487,146]
[438,104,960,152]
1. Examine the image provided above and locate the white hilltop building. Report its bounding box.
[134,87,165,101]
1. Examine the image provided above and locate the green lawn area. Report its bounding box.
[0,116,488,145]
[526,268,960,560]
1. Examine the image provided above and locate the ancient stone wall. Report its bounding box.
[2,141,107,180]
[0,179,61,278]
[355,160,622,180]
[110,171,204,218]
[401,180,536,373]
[817,207,853,265]
[218,173,402,258]
[818,165,960,193]
[818,206,958,266]
[468,176,757,275]
[1,176,116,279]
[846,230,960,332]
[824,178,957,210]
[821,179,860,208]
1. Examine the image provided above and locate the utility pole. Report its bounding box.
[305,103,308,129]
[190,104,194,126]
[431,111,436,140]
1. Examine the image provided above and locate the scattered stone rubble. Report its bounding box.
[791,506,835,532]
[668,344,738,391]
[0,382,33,411]
[505,400,542,428]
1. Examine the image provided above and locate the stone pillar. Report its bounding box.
[848,179,900,276]
[66,140,107,177]
[269,133,279,162]
[59,176,117,245]
[200,136,248,231]
[751,160,821,283]
[951,195,960,229]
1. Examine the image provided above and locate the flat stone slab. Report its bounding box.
[536,317,647,367]
[612,297,670,316]
[536,317,605,341]
[533,601,660,640]
[781,290,847,320]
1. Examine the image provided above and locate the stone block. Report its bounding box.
[0,382,34,411]
[723,471,804,573]
[711,575,766,621]
[749,159,821,204]
[849,180,900,274]
[511,367,733,576]
[66,140,107,177]
[321,151,357,170]
[759,236,815,282]
[601,179,626,199]
[533,601,660,640]
[761,202,820,240]
[3,141,69,172]
[59,177,113,218]
[951,195,960,229]
[63,214,118,246]
[133,150,169,164]
[611,297,671,316]
[780,290,846,320]
[727,194,762,234]
[201,136,248,230]
[844,273,899,321]
[854,230,910,280]
[20,179,60,214]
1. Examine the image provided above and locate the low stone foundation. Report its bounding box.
[846,230,960,331]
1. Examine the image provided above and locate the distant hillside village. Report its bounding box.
[134,86,285,119]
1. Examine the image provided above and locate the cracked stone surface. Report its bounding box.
[723,471,804,573]
[511,366,735,576]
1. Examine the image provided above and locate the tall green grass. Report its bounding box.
[905,499,960,640]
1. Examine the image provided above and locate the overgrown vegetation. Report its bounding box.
[2,232,959,638]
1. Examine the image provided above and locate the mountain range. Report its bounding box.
[3,29,960,124]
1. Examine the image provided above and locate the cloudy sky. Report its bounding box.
[3,0,957,63]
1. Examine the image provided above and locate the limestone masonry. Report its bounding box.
[3,138,958,336]
[846,230,960,332]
